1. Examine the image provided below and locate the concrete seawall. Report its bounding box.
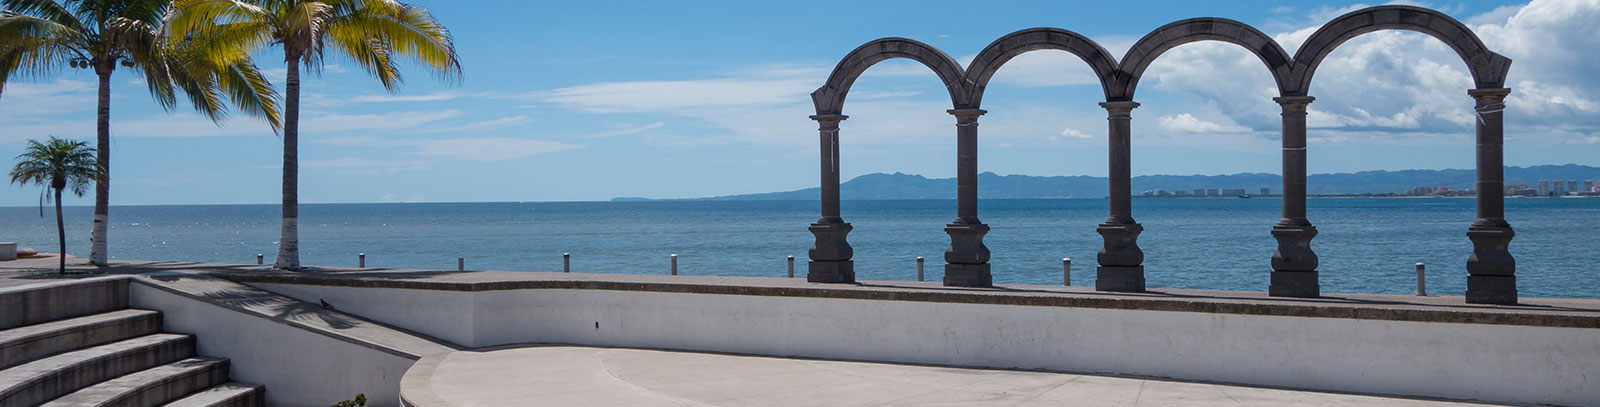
[205,265,1599,406]
[7,262,1595,406]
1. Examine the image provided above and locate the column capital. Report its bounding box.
[1468,88,1511,102]
[947,108,987,123]
[1272,96,1315,110]
[1099,101,1140,116]
[810,114,847,130]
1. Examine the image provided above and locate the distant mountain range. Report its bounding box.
[655,164,1600,201]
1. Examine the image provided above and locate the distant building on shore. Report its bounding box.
[1260,188,1271,196]
[1538,179,1550,196]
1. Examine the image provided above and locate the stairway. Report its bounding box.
[0,280,263,407]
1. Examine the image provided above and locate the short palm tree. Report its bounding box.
[9,137,100,274]
[0,0,283,266]
[170,0,461,270]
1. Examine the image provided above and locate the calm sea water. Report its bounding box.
[2,198,1597,298]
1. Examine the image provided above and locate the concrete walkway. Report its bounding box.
[402,346,1499,407]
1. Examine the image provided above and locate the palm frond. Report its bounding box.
[0,14,84,88]
[217,55,281,130]
[323,0,459,89]
[0,0,88,32]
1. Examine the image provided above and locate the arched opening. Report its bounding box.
[835,58,967,283]
[1297,29,1485,298]
[960,28,1119,286]
[804,37,972,284]
[1292,5,1518,303]
[1113,16,1299,293]
[1126,40,1283,292]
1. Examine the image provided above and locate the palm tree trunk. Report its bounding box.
[273,62,301,270]
[89,65,113,266]
[55,187,65,275]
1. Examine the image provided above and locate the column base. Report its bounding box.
[1466,275,1518,305]
[807,261,855,284]
[1095,266,1145,292]
[943,263,992,287]
[1269,271,1319,298]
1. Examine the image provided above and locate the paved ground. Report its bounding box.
[0,254,103,288]
[404,346,1500,407]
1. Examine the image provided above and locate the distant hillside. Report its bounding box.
[690,165,1600,200]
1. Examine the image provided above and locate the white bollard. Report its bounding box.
[1416,262,1426,296]
[359,253,365,268]
[563,253,571,273]
[670,254,678,275]
[787,255,795,278]
[1063,258,1072,286]
[917,256,924,282]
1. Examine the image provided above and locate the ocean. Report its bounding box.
[2,198,1597,298]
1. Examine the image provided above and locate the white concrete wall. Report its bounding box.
[130,282,417,407]
[247,283,1600,406]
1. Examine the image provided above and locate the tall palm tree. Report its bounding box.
[0,0,283,266]
[9,136,100,274]
[170,0,460,270]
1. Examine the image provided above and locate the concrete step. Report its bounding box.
[0,333,194,407]
[0,278,130,331]
[157,382,263,407]
[0,310,163,370]
[41,357,230,407]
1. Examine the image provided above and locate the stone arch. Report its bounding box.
[811,37,969,115]
[965,27,1120,106]
[1289,5,1511,93]
[1113,18,1294,100]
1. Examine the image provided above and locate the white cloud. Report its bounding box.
[527,76,814,113]
[301,157,435,174]
[1059,127,1094,139]
[1157,113,1252,133]
[353,90,473,103]
[584,121,665,138]
[1134,0,1600,147]
[432,115,532,133]
[407,137,580,161]
[303,109,462,133]
[315,134,580,161]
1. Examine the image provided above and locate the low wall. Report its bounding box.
[242,273,1600,407]
[129,277,429,407]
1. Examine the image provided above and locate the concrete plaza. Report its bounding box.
[401,346,1500,407]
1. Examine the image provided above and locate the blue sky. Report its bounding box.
[3,0,1596,205]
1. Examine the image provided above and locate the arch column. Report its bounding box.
[1465,88,1516,304]
[1270,96,1319,297]
[1096,101,1144,292]
[944,108,992,287]
[808,114,854,283]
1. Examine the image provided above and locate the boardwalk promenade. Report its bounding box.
[3,259,1596,405]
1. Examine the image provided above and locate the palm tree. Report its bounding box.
[0,0,283,266]
[9,137,100,274]
[170,0,461,270]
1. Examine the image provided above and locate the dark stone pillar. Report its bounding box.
[1465,88,1516,304]
[808,114,854,283]
[1096,101,1144,292]
[944,108,991,287]
[1270,96,1319,298]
